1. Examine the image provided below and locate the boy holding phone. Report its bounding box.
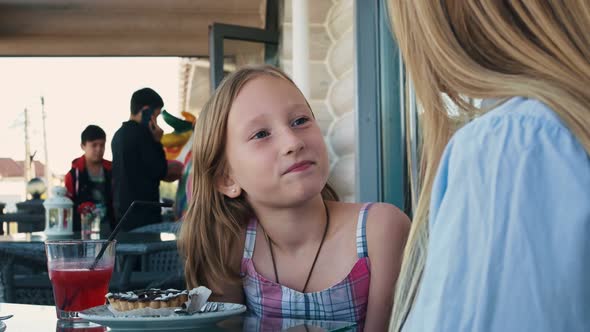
[111,88,177,231]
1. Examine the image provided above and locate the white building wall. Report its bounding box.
[0,178,27,212]
[281,0,356,201]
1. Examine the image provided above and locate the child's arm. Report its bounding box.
[364,203,410,331]
[64,169,75,199]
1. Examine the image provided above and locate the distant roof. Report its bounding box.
[0,158,45,178]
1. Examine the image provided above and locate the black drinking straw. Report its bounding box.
[89,200,172,270]
[60,200,173,310]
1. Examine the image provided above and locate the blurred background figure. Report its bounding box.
[160,110,195,220]
[64,125,114,232]
[111,88,180,231]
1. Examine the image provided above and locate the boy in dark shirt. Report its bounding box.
[111,88,178,231]
[65,125,115,231]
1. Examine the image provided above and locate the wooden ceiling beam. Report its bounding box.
[0,37,211,56]
[0,0,266,56]
[0,0,261,13]
[0,12,261,36]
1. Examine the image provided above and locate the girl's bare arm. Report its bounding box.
[364,203,410,331]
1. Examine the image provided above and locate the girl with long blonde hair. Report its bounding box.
[178,65,410,330]
[388,1,590,331]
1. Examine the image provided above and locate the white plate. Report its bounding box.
[78,303,246,331]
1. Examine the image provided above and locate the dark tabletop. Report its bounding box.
[0,230,181,301]
[0,231,177,263]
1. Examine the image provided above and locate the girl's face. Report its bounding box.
[223,75,330,208]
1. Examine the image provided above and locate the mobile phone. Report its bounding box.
[141,107,155,127]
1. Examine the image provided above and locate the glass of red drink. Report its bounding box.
[45,240,116,323]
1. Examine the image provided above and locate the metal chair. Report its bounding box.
[0,245,54,305]
[125,222,185,290]
[129,221,181,234]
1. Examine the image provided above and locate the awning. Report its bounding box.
[0,0,266,56]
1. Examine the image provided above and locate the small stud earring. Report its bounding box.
[232,188,237,193]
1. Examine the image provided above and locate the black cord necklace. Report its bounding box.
[260,201,330,293]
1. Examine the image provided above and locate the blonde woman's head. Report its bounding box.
[388,1,590,330]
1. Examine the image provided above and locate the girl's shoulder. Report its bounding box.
[328,201,410,263]
[327,200,408,219]
[327,201,410,235]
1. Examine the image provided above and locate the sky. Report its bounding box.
[0,57,181,177]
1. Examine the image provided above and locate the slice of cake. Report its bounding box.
[106,288,189,311]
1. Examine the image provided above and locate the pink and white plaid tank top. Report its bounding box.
[241,203,373,327]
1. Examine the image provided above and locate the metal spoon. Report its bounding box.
[174,302,221,315]
[0,315,13,320]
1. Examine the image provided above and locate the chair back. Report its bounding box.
[129,222,182,273]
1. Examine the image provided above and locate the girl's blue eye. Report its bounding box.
[253,130,269,139]
[292,117,309,127]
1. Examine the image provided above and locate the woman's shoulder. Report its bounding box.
[453,97,572,149]
[442,97,586,173]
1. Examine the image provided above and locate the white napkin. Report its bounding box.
[182,286,212,313]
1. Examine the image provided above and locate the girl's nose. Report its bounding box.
[280,129,305,155]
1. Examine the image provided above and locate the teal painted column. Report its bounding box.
[355,0,409,214]
[378,1,410,215]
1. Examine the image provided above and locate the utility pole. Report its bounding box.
[23,107,32,195]
[41,96,51,196]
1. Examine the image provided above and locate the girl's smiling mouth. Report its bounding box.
[283,160,314,174]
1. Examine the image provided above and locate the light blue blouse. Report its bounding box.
[403,97,590,331]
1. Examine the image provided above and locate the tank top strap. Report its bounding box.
[356,203,374,258]
[243,218,257,259]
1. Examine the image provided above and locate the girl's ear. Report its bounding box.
[216,173,242,198]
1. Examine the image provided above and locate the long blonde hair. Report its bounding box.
[388,1,590,330]
[178,65,339,293]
